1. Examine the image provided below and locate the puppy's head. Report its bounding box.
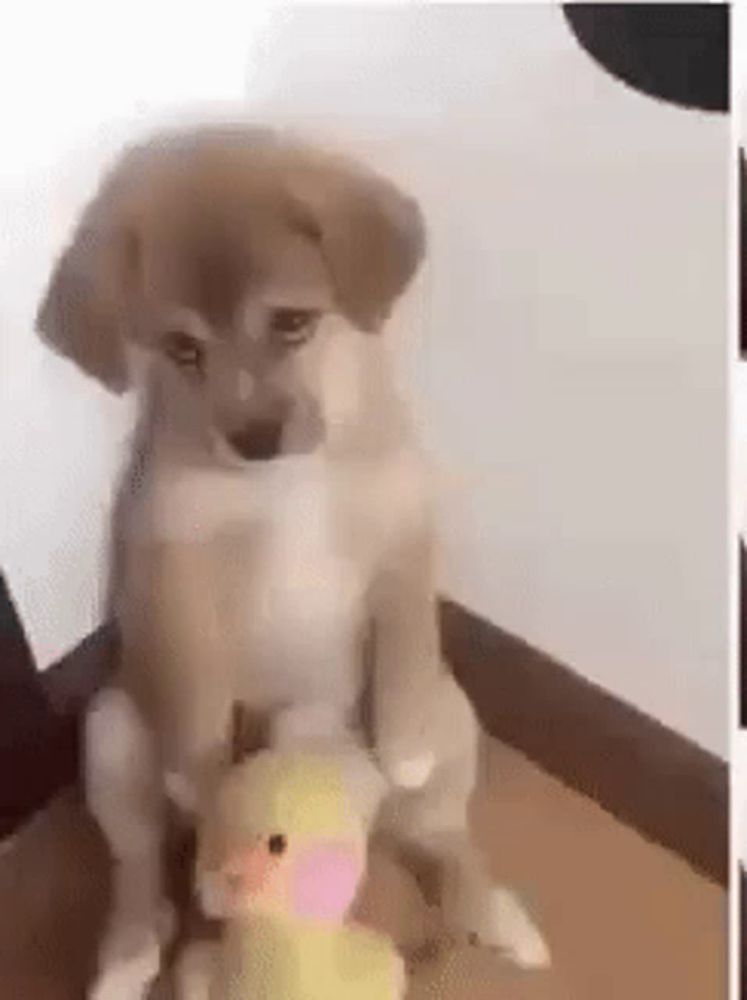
[36,126,425,462]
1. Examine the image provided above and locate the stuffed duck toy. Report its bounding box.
[190,749,406,1000]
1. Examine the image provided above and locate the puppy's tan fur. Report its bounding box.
[37,125,548,997]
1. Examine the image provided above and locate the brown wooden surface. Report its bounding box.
[442,599,727,884]
[0,594,725,885]
[0,737,724,1000]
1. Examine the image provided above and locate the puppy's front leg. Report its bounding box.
[371,530,445,790]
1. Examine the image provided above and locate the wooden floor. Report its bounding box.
[0,739,724,999]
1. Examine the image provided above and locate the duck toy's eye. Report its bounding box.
[268,833,288,856]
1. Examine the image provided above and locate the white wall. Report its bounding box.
[1,4,728,757]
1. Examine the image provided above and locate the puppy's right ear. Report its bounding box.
[287,154,426,334]
[35,194,138,393]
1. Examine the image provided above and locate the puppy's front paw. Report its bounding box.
[377,718,437,790]
[387,752,436,790]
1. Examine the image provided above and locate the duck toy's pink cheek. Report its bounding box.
[291,843,363,921]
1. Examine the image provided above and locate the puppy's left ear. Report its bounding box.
[35,201,139,393]
[290,158,425,332]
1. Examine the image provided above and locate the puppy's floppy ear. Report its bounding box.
[289,158,425,332]
[35,189,138,393]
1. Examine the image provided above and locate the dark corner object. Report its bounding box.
[0,574,77,837]
[562,4,729,113]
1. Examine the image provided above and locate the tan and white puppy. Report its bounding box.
[37,125,549,998]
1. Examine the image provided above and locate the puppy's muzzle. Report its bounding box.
[226,418,285,461]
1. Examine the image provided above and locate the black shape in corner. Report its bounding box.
[563,4,729,113]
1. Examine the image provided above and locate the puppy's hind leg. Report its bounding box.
[438,830,551,969]
[380,673,551,969]
[85,687,173,1000]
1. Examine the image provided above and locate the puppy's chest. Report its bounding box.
[244,466,364,636]
[228,461,379,706]
[148,453,427,698]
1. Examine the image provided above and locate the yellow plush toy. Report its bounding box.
[186,750,406,1000]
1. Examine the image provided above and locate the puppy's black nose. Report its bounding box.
[227,419,284,461]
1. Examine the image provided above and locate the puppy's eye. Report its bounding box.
[267,833,287,856]
[269,308,319,347]
[162,331,204,371]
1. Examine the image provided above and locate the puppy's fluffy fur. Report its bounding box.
[37,124,549,997]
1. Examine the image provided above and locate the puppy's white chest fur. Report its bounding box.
[239,456,366,709]
[146,447,428,714]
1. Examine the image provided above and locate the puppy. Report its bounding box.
[37,124,548,997]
